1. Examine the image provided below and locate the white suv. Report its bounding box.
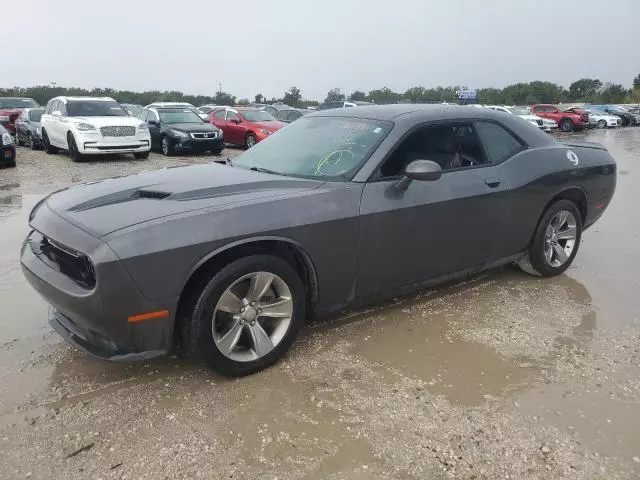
[41,96,151,162]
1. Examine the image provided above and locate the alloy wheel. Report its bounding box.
[162,137,169,155]
[543,210,577,268]
[246,134,256,148]
[597,120,606,129]
[212,271,293,362]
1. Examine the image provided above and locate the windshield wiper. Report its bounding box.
[249,166,283,176]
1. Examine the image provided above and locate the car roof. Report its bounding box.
[309,103,506,121]
[57,96,116,102]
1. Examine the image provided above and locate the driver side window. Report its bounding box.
[378,123,488,178]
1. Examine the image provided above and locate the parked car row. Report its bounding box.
[486,105,558,132]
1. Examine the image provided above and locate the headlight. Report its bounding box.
[36,127,42,135]
[76,123,96,131]
[259,128,271,135]
[170,129,188,138]
[138,122,148,131]
[0,115,9,122]
[2,132,12,145]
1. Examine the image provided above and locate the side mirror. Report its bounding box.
[395,160,442,190]
[51,111,62,117]
[148,120,159,127]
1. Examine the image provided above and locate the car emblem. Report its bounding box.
[566,150,579,166]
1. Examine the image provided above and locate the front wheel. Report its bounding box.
[183,254,305,377]
[67,133,84,162]
[245,133,257,148]
[161,136,174,156]
[518,199,582,277]
[42,130,59,154]
[596,120,607,129]
[27,133,37,150]
[15,131,22,146]
[559,119,573,132]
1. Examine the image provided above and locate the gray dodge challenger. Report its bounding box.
[21,105,617,376]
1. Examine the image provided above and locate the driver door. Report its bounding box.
[355,121,509,298]
[225,110,245,145]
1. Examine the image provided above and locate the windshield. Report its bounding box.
[66,100,127,117]
[0,98,39,109]
[199,106,214,114]
[241,110,277,122]
[29,109,44,122]
[124,105,142,116]
[159,109,203,124]
[233,116,392,180]
[506,107,530,115]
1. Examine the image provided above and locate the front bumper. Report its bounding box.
[76,130,151,155]
[21,202,174,361]
[171,136,223,152]
[0,145,15,165]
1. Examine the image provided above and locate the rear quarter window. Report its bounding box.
[474,122,524,163]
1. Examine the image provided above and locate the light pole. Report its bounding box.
[218,82,222,94]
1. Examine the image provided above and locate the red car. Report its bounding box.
[530,104,589,133]
[0,97,40,136]
[210,107,285,148]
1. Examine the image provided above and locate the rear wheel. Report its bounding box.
[182,254,305,377]
[518,199,582,277]
[596,120,607,129]
[559,119,573,132]
[42,130,58,154]
[67,132,84,162]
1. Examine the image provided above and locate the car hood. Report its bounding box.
[44,162,323,237]
[251,120,285,131]
[67,116,144,127]
[164,123,220,133]
[518,114,543,122]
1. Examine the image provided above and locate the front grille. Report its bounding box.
[536,119,543,126]
[29,231,96,289]
[190,132,217,139]
[100,126,135,137]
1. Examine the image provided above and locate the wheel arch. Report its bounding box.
[174,236,319,342]
[542,186,587,226]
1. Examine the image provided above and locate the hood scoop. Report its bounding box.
[66,187,172,212]
[134,189,172,200]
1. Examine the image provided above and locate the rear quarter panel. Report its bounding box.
[499,143,616,257]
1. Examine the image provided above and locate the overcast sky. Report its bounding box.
[5,0,639,101]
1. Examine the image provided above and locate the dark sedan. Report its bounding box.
[276,108,312,123]
[21,105,617,376]
[139,106,224,155]
[15,107,44,149]
[0,124,16,167]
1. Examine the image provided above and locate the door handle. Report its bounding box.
[484,177,502,188]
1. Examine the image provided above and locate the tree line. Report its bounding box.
[2,74,639,109]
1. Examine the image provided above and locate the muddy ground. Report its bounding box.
[0,130,639,479]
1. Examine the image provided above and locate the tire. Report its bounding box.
[161,136,174,156]
[518,199,582,277]
[15,131,22,146]
[67,132,84,163]
[596,120,607,129]
[182,254,305,377]
[245,133,257,148]
[134,151,150,160]
[27,133,37,150]
[42,130,58,154]
[559,119,573,133]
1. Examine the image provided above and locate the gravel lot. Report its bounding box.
[1,130,639,479]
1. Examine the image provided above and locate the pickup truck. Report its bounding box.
[0,97,40,136]
[530,104,589,132]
